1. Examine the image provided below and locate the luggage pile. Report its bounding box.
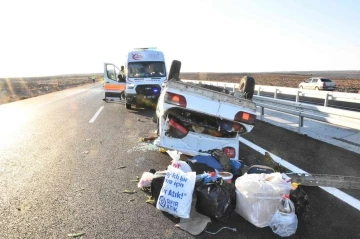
[137,150,309,237]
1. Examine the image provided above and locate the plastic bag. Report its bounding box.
[167,150,192,173]
[137,172,154,188]
[196,179,236,222]
[269,197,298,237]
[156,165,196,218]
[290,183,310,217]
[234,173,291,227]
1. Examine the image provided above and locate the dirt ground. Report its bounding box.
[1,72,359,105]
[0,74,103,105]
[180,72,360,93]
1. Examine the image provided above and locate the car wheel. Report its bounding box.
[299,86,303,89]
[315,87,319,90]
[168,60,181,81]
[239,76,255,100]
[126,103,131,109]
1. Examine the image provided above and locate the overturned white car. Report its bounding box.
[154,60,257,161]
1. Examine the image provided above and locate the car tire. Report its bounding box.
[126,103,131,109]
[315,87,319,91]
[300,86,303,89]
[168,60,181,81]
[239,76,255,100]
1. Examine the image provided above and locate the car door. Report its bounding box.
[303,78,312,89]
[103,63,126,99]
[311,78,319,90]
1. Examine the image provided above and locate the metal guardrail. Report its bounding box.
[181,80,360,106]
[181,79,360,132]
[253,95,360,132]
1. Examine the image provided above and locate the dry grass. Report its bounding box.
[0,74,103,105]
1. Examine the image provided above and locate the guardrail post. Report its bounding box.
[257,87,261,96]
[261,106,265,120]
[324,93,329,107]
[296,91,300,102]
[298,116,304,134]
[274,89,278,99]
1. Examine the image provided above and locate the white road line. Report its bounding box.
[239,136,360,211]
[89,106,104,123]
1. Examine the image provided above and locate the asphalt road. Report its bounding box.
[0,83,359,239]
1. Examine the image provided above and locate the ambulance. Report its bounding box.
[103,48,167,109]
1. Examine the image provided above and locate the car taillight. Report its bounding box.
[223,147,236,158]
[234,111,256,124]
[169,118,188,134]
[165,92,187,107]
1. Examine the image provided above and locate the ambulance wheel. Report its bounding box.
[126,103,131,109]
[168,60,181,81]
[239,76,255,100]
[152,111,157,123]
[156,117,160,136]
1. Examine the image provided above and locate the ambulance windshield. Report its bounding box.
[128,62,166,78]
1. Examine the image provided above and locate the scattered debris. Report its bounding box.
[86,138,91,141]
[141,187,150,192]
[74,188,85,193]
[123,190,137,194]
[68,232,85,238]
[128,198,135,202]
[146,196,155,204]
[117,166,126,169]
[16,204,30,212]
[82,151,89,154]
[205,227,237,235]
[127,142,159,153]
[175,206,211,235]
[138,172,154,188]
[286,173,360,190]
[140,136,158,142]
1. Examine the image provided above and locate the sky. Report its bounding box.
[0,0,359,77]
